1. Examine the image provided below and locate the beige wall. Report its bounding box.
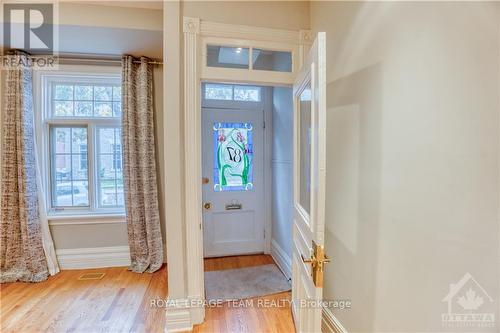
[182,1,310,30]
[311,1,499,332]
[59,2,162,30]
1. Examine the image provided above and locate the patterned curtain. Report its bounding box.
[121,55,163,273]
[0,51,50,282]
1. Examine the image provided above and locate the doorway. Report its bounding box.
[166,16,316,331]
[201,83,266,257]
[200,82,294,301]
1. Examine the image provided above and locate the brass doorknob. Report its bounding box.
[301,254,314,264]
[203,202,212,210]
[301,241,331,287]
[301,251,331,269]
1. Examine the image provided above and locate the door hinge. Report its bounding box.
[263,121,266,129]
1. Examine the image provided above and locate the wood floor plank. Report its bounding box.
[1,254,294,333]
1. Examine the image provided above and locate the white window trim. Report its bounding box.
[34,64,124,218]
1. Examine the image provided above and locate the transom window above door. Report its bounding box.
[206,44,293,73]
[38,72,124,214]
[204,83,261,102]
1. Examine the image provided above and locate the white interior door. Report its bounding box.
[291,32,328,333]
[202,108,265,257]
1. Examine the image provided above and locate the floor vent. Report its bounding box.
[78,272,106,280]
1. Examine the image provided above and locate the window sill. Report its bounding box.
[47,212,126,226]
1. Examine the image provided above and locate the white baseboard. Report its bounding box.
[164,298,197,333]
[322,306,348,333]
[56,246,131,270]
[165,308,192,333]
[271,239,292,280]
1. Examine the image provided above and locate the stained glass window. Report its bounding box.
[213,122,254,191]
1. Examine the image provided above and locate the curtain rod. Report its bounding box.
[21,53,163,66]
[57,56,163,66]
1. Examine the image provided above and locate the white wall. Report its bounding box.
[271,87,294,270]
[311,2,499,332]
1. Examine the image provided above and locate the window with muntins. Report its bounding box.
[204,83,261,102]
[41,72,124,214]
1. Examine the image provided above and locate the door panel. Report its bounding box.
[212,211,255,242]
[202,108,265,257]
[292,32,327,333]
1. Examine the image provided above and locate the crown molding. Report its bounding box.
[199,20,302,44]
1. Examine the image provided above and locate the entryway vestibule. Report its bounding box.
[166,17,327,333]
[201,82,294,258]
[200,81,294,302]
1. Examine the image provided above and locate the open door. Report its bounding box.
[292,32,328,332]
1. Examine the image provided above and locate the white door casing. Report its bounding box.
[167,16,312,331]
[291,32,327,333]
[202,108,265,257]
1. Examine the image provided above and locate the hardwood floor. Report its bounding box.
[1,265,167,333]
[0,254,294,333]
[197,255,294,333]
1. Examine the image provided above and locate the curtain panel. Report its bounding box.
[121,55,163,273]
[0,51,54,283]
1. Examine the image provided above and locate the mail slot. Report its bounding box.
[225,203,242,210]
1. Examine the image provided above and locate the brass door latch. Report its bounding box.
[301,240,331,287]
[203,202,212,210]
